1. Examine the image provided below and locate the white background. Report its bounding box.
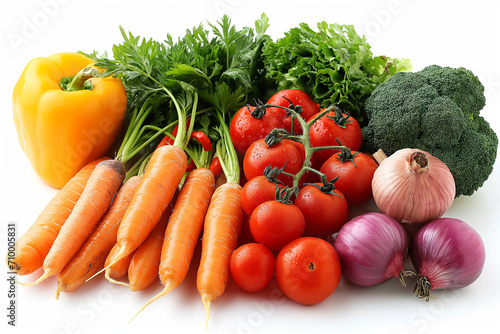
[1,1,499,334]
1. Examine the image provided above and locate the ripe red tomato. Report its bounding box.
[275,237,341,305]
[243,138,305,187]
[249,200,305,251]
[294,184,348,237]
[266,89,320,135]
[230,105,282,155]
[241,175,284,216]
[230,243,275,292]
[308,108,362,168]
[320,150,379,206]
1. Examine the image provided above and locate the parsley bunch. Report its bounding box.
[85,14,270,180]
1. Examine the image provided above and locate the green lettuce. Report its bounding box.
[262,22,412,125]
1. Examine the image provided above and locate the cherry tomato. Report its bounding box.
[275,237,341,305]
[308,108,363,169]
[294,184,348,237]
[243,138,305,187]
[266,89,320,135]
[249,200,305,251]
[230,105,282,155]
[230,243,275,292]
[320,150,379,206]
[241,175,284,216]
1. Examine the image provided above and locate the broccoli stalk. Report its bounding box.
[362,65,498,197]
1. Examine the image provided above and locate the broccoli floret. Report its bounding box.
[362,65,498,197]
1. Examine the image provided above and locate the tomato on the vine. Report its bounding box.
[243,138,305,187]
[308,107,362,168]
[241,175,284,216]
[230,243,275,292]
[230,105,282,155]
[320,149,378,206]
[294,183,348,237]
[249,200,305,251]
[266,89,320,135]
[275,237,341,305]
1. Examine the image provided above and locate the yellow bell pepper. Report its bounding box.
[12,52,127,188]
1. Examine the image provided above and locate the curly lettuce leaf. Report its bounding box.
[262,22,411,125]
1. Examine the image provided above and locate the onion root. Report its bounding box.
[398,270,416,287]
[413,275,436,301]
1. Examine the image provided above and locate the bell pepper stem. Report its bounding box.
[63,67,100,91]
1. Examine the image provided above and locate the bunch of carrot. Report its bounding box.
[10,87,244,330]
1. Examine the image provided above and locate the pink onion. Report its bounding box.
[372,148,455,224]
[411,217,486,301]
[334,212,413,286]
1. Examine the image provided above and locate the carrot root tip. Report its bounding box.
[55,285,63,300]
[201,293,212,330]
[17,270,51,287]
[86,247,126,283]
[85,266,107,283]
[105,271,130,287]
[128,282,174,324]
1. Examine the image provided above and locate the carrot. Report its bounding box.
[22,159,126,285]
[197,182,244,327]
[190,112,244,327]
[130,168,215,320]
[8,157,107,276]
[102,145,187,274]
[55,176,141,299]
[104,244,135,286]
[127,194,176,292]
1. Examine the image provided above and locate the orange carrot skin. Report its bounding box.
[56,176,141,295]
[114,145,187,263]
[127,170,216,320]
[42,159,126,277]
[128,196,175,292]
[197,182,244,303]
[9,157,108,275]
[105,244,135,280]
[158,168,215,290]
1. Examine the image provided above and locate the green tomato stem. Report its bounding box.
[311,145,346,152]
[264,104,348,191]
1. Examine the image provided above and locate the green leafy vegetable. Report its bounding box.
[262,22,412,125]
[84,14,271,179]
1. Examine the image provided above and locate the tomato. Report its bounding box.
[241,175,284,216]
[230,105,282,155]
[308,107,363,169]
[275,237,341,305]
[320,150,379,206]
[243,138,305,187]
[230,243,275,292]
[294,184,348,237]
[266,89,320,135]
[249,200,305,251]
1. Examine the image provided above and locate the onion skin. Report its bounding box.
[372,148,455,224]
[334,212,409,287]
[411,217,486,301]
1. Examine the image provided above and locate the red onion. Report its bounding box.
[334,212,413,286]
[411,217,486,301]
